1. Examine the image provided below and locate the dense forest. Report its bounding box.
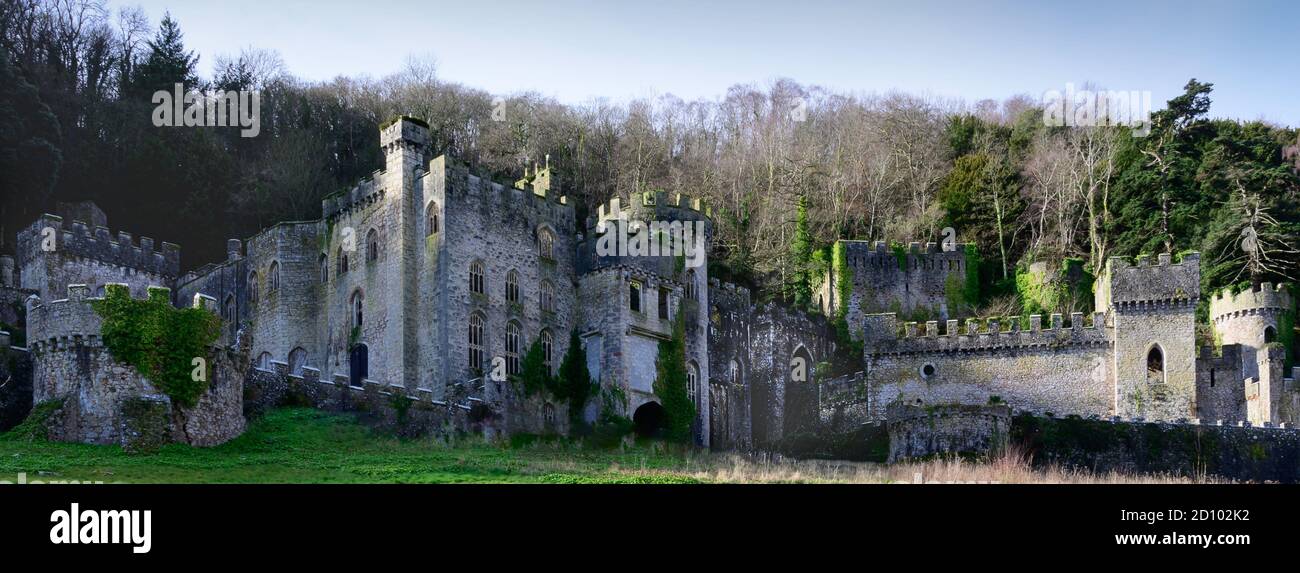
[2,0,1298,323]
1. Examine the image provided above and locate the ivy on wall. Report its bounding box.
[653,309,696,442]
[92,285,221,408]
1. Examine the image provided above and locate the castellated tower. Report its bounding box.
[576,191,713,445]
[1210,283,1291,380]
[1096,252,1200,420]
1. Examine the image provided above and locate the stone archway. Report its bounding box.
[783,345,817,438]
[633,401,665,437]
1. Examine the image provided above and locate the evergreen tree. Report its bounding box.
[129,12,199,97]
[516,337,552,396]
[556,329,595,430]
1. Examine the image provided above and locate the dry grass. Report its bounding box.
[612,445,1224,484]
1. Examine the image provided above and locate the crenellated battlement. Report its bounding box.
[589,190,712,231]
[1210,283,1293,322]
[1096,252,1200,310]
[26,284,217,354]
[18,213,181,278]
[838,239,968,273]
[863,311,1110,356]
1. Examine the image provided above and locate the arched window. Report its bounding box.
[319,254,328,283]
[268,261,280,292]
[288,347,308,376]
[537,227,554,260]
[506,269,520,304]
[257,352,271,370]
[337,247,349,275]
[506,321,521,376]
[351,289,364,329]
[468,312,485,373]
[684,269,696,300]
[687,362,699,404]
[540,329,554,374]
[540,280,555,313]
[366,228,379,263]
[426,202,439,235]
[1265,326,1277,344]
[469,260,485,295]
[1146,345,1164,384]
[223,294,235,320]
[629,281,642,313]
[543,402,556,425]
[248,271,258,304]
[729,360,740,386]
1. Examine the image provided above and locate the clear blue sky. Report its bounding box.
[117,0,1300,126]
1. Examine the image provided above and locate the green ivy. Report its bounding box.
[653,309,696,443]
[92,284,220,408]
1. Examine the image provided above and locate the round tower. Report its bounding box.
[1210,283,1292,379]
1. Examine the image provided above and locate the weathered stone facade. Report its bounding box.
[24,285,244,446]
[886,403,1010,462]
[817,240,968,339]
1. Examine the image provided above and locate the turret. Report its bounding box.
[1210,283,1292,381]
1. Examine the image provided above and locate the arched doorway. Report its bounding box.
[633,401,665,437]
[349,344,369,387]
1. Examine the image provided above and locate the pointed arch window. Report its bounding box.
[469,312,486,373]
[268,261,280,292]
[540,280,555,313]
[1146,345,1164,384]
[319,253,329,283]
[426,202,439,235]
[351,289,364,329]
[538,227,555,260]
[506,269,520,304]
[506,321,522,376]
[366,228,380,263]
[540,329,554,374]
[470,260,485,296]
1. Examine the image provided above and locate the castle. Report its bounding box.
[1,117,1297,454]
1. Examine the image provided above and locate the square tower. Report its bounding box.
[1096,252,1200,420]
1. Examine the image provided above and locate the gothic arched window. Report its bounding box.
[506,321,521,376]
[469,312,486,373]
[470,260,485,296]
[426,202,439,235]
[506,269,520,304]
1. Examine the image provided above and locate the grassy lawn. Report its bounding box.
[0,408,1214,484]
[0,408,723,484]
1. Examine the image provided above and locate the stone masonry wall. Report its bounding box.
[25,285,243,446]
[864,312,1113,421]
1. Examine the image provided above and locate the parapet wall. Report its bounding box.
[864,311,1110,355]
[1210,283,1292,322]
[1096,252,1200,309]
[18,213,181,278]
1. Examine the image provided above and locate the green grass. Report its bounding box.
[0,408,715,484]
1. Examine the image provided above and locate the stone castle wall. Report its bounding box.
[863,313,1113,422]
[16,212,179,302]
[820,240,967,341]
[24,284,243,446]
[886,403,1011,462]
